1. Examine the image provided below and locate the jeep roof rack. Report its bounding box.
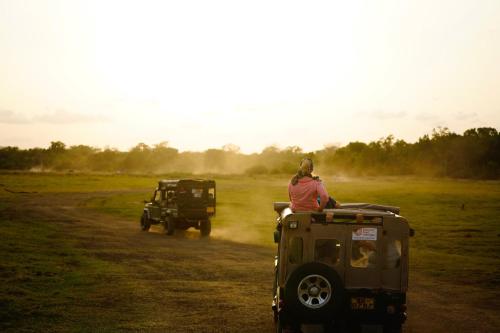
[159,179,215,185]
[273,202,400,215]
[338,203,400,215]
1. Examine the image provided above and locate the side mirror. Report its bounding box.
[143,200,148,204]
[273,230,281,243]
[409,228,415,237]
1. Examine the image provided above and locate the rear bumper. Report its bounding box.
[340,290,407,327]
[276,291,407,327]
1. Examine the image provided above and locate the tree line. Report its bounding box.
[0,127,499,179]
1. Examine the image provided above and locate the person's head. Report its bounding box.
[291,158,314,185]
[299,158,314,175]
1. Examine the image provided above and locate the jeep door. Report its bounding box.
[177,181,210,219]
[149,189,161,221]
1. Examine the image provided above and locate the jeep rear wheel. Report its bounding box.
[165,217,175,235]
[284,262,344,322]
[140,212,151,231]
[200,219,211,237]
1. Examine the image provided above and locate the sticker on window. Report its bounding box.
[352,228,377,241]
[192,188,203,198]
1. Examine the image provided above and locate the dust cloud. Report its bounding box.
[210,225,265,245]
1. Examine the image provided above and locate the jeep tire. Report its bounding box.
[165,217,175,235]
[284,262,345,322]
[200,219,211,237]
[140,212,151,231]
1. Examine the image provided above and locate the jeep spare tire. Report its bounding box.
[284,262,344,321]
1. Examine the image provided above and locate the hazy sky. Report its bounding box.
[1,0,499,153]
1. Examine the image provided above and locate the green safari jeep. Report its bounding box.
[140,179,216,236]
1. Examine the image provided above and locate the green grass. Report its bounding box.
[0,172,154,194]
[1,172,499,310]
[329,176,500,287]
[79,174,500,288]
[0,199,130,331]
[77,175,291,246]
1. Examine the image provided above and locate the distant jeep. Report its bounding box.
[272,203,414,333]
[141,179,216,236]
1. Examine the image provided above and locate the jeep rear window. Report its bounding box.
[351,240,377,268]
[314,239,341,265]
[288,237,303,264]
[351,227,378,268]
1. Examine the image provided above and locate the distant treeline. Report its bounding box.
[1,127,499,179]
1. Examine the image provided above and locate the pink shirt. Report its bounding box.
[288,177,329,212]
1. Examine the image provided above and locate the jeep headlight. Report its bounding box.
[289,221,298,229]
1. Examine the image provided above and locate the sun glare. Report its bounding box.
[0,0,499,151]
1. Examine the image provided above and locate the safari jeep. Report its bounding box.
[272,203,413,333]
[140,179,216,236]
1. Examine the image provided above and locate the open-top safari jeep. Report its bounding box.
[141,179,216,236]
[272,203,413,333]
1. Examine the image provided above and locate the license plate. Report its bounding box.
[351,297,375,310]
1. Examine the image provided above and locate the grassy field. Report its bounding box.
[39,174,498,285]
[1,172,499,331]
[1,173,499,285]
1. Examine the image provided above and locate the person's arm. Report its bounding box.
[317,181,329,211]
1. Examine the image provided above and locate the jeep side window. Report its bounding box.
[288,237,303,264]
[383,240,402,269]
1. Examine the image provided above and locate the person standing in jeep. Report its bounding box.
[288,158,339,212]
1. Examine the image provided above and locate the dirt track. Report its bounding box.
[4,192,499,332]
